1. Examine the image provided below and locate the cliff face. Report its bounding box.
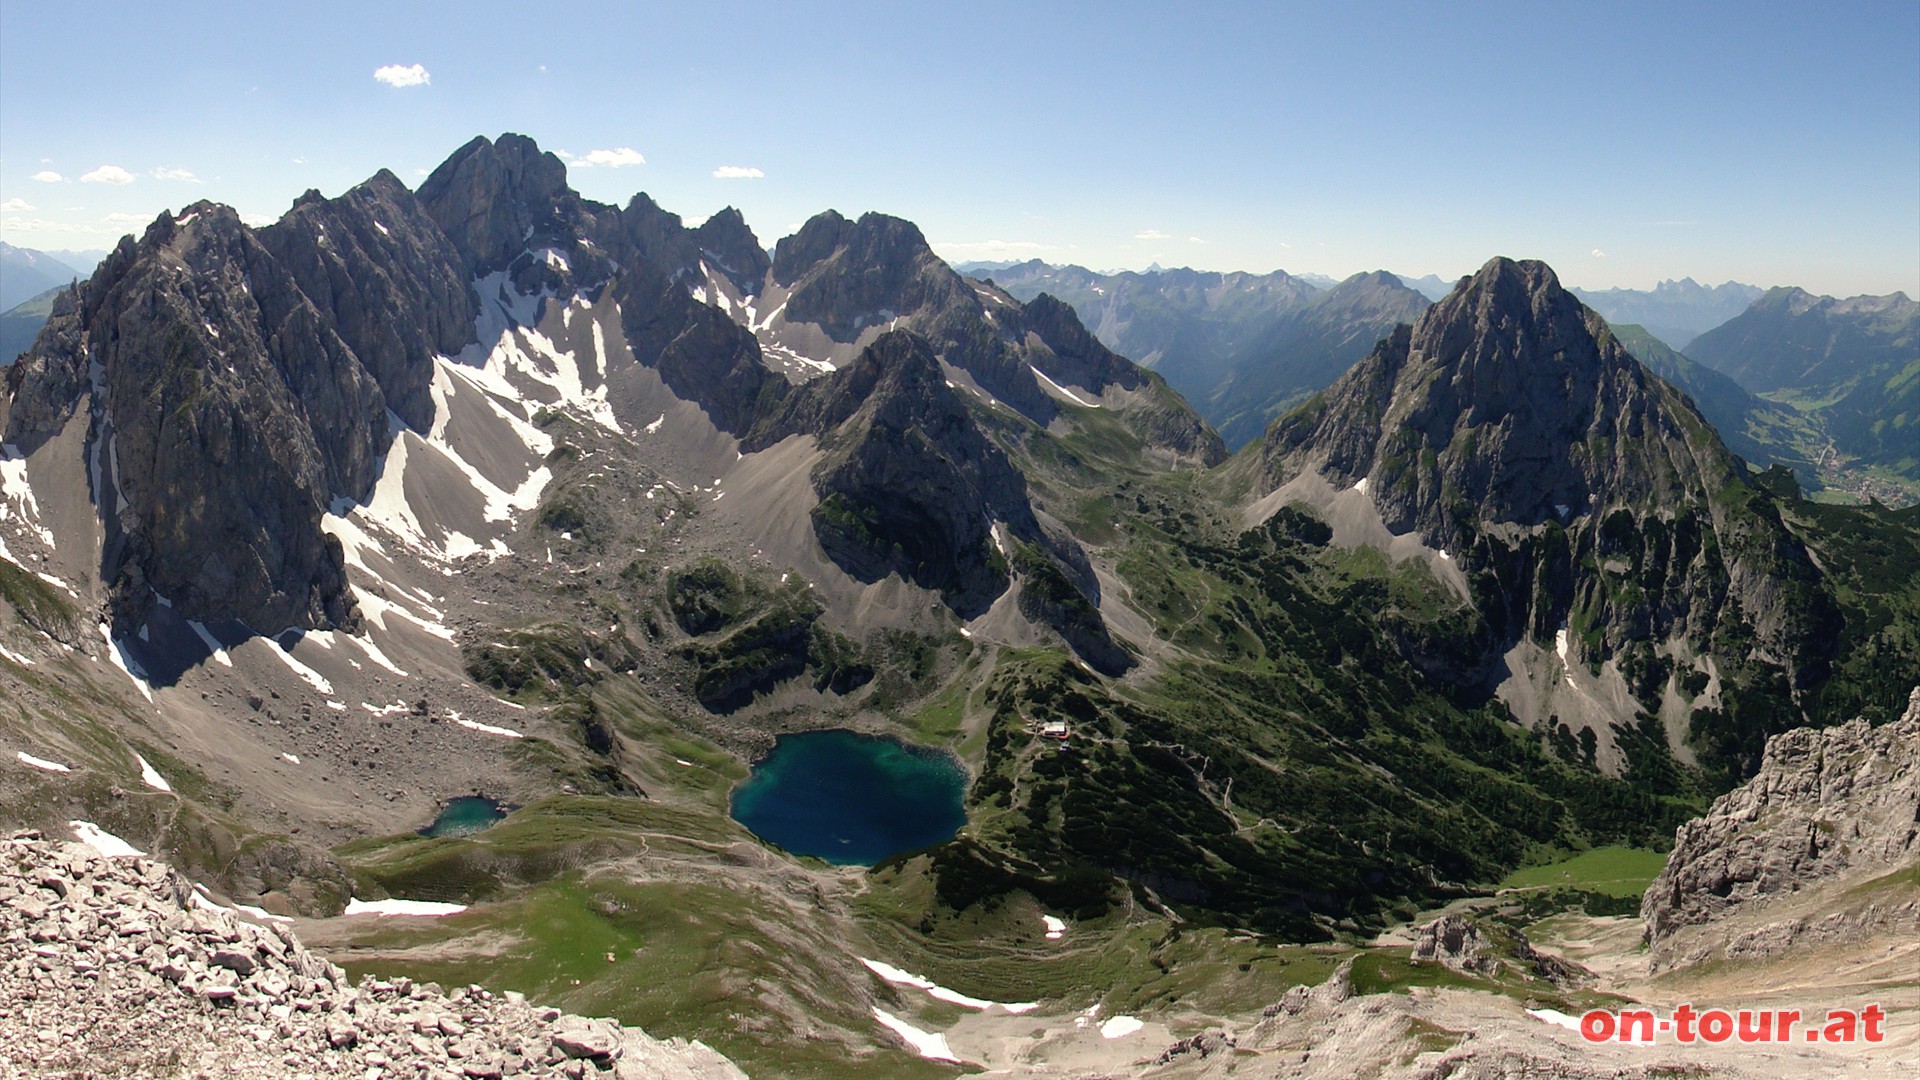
[7,205,394,635]
[258,170,476,432]
[1258,258,1839,730]
[1642,686,1920,970]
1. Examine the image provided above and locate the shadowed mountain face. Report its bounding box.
[1261,257,1837,729]
[260,171,477,432]
[750,331,1038,618]
[1686,287,1920,476]
[7,205,390,634]
[1262,259,1745,537]
[1609,323,1823,485]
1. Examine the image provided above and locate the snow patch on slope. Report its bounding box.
[1029,364,1102,408]
[871,1009,959,1063]
[70,820,143,858]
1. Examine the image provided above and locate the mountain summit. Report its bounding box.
[1258,257,1836,772]
[1264,257,1738,540]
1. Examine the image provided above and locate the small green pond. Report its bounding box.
[421,796,509,838]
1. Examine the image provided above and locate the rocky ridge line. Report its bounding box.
[1641,685,1920,970]
[0,831,745,1079]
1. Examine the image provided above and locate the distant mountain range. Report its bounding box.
[0,242,101,310]
[1571,278,1766,351]
[1688,287,1919,484]
[1,244,108,364]
[967,259,1429,448]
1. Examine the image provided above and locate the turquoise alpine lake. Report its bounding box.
[421,796,509,838]
[729,729,968,865]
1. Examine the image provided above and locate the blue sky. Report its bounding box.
[2,1,1915,295]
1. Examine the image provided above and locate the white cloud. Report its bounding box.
[80,165,135,185]
[3,215,105,234]
[1188,236,1206,244]
[1134,229,1170,241]
[30,170,64,183]
[373,63,430,88]
[1590,248,1607,258]
[573,147,646,168]
[153,167,201,183]
[103,212,148,224]
[712,165,764,179]
[240,212,277,228]
[1,198,34,212]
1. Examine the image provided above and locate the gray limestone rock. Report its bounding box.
[1642,686,1920,969]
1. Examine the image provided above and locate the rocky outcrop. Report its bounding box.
[1410,914,1589,987]
[616,264,787,435]
[259,170,476,431]
[416,134,580,281]
[767,211,1227,466]
[9,205,392,635]
[1642,686,1920,970]
[1021,292,1226,467]
[0,830,746,1078]
[772,210,1060,421]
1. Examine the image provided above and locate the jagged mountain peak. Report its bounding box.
[771,209,934,297]
[260,167,477,432]
[747,328,955,449]
[1266,255,1731,539]
[691,205,770,295]
[770,209,851,286]
[416,132,577,276]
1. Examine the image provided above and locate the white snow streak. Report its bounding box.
[344,897,469,917]
[1099,1016,1145,1039]
[1029,365,1102,408]
[871,1009,959,1063]
[70,820,143,858]
[262,638,334,696]
[16,751,70,773]
[134,753,172,792]
[188,621,233,667]
[452,713,523,739]
[98,624,154,702]
[858,958,1038,1013]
